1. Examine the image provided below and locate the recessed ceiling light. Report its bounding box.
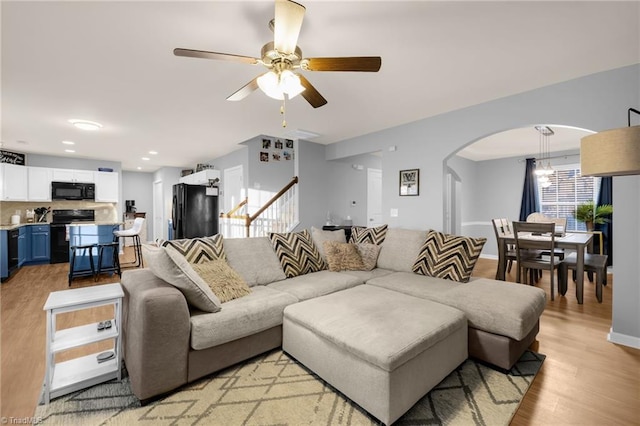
[149,150,158,155]
[137,166,142,170]
[62,140,75,145]
[68,119,102,131]
[141,157,150,161]
[65,149,76,153]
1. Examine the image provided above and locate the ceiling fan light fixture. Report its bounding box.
[281,70,304,98]
[257,71,284,100]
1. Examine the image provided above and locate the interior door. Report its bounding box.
[153,180,164,240]
[367,168,383,226]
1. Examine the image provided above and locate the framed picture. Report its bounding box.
[399,169,419,196]
[262,138,271,149]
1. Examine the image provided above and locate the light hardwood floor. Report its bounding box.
[1,252,639,424]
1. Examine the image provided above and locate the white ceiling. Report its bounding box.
[2,1,638,171]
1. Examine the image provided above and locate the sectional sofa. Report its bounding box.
[121,226,546,424]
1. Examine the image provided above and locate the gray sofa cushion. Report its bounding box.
[223,237,286,287]
[427,278,546,341]
[268,270,363,301]
[190,286,298,350]
[377,228,428,272]
[283,285,466,372]
[338,268,394,282]
[367,271,462,297]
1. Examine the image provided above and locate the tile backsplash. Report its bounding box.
[0,201,118,224]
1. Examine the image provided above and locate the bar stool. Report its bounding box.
[113,217,145,268]
[558,253,608,303]
[69,243,97,285]
[95,241,122,281]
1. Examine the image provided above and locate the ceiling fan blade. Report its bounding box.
[174,48,259,65]
[302,57,382,72]
[274,0,305,54]
[298,74,327,108]
[227,77,260,101]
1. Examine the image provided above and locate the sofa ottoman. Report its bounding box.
[282,285,467,425]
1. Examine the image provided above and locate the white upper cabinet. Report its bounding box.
[52,168,95,183]
[28,167,53,201]
[179,169,221,185]
[94,171,119,202]
[0,163,29,201]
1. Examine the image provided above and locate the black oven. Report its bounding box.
[50,209,95,263]
[51,181,95,201]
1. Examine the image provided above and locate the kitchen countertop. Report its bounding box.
[68,222,123,227]
[0,222,52,230]
[0,221,122,230]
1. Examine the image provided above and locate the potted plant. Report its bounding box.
[573,201,613,231]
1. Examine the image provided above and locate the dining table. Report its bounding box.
[497,232,594,304]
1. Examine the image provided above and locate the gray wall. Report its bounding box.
[122,171,154,239]
[245,135,295,193]
[295,139,330,231]
[325,64,640,347]
[326,153,382,226]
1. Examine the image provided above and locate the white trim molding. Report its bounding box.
[607,328,640,349]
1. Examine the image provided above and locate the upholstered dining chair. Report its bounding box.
[513,221,563,301]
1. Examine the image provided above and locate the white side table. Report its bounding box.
[41,283,124,403]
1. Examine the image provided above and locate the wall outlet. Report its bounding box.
[390,208,399,217]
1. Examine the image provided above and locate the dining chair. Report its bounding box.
[491,218,517,279]
[526,213,567,261]
[558,253,608,303]
[513,221,563,300]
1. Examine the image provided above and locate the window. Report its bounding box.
[537,164,601,231]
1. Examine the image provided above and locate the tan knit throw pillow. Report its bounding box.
[356,243,381,271]
[323,241,365,272]
[191,260,252,303]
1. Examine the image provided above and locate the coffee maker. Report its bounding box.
[125,200,136,213]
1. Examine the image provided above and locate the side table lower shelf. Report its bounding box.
[48,353,120,400]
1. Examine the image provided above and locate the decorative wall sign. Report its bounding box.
[399,169,419,196]
[0,150,26,165]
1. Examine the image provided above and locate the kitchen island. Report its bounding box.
[68,223,121,280]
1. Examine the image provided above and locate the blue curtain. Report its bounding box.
[519,158,540,221]
[596,176,613,265]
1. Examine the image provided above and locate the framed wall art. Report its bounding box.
[399,169,419,196]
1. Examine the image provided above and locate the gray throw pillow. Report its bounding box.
[143,244,222,312]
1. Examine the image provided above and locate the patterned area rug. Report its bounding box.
[35,349,544,425]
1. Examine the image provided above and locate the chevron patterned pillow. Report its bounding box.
[348,224,388,245]
[269,230,327,278]
[159,234,225,264]
[412,230,486,282]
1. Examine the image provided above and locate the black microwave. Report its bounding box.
[51,181,95,200]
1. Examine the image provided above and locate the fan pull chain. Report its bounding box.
[281,96,287,127]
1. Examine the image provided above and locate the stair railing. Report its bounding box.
[219,176,299,238]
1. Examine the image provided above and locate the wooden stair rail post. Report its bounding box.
[245,176,299,237]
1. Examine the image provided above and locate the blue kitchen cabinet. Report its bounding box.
[29,224,50,263]
[17,226,27,267]
[0,230,7,281]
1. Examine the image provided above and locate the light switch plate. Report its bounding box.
[390,208,399,217]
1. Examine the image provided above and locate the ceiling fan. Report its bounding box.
[174,0,382,109]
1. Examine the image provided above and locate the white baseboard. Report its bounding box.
[607,328,640,349]
[480,254,498,260]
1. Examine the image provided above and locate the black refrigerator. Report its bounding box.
[172,184,219,239]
